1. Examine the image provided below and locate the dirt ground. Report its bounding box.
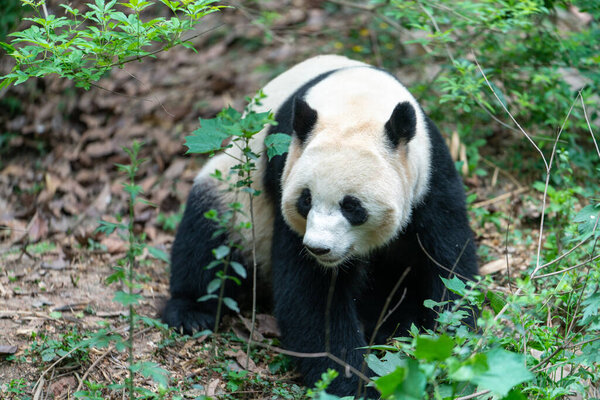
[0,1,530,398]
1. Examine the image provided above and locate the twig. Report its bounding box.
[245,165,259,369]
[454,389,491,400]
[106,24,225,69]
[357,269,410,397]
[532,253,600,280]
[504,218,513,292]
[480,157,524,188]
[471,187,529,208]
[74,327,152,393]
[325,268,339,354]
[327,0,385,11]
[416,235,472,281]
[250,341,372,384]
[579,89,600,159]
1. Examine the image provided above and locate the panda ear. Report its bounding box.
[292,97,318,143]
[385,101,417,148]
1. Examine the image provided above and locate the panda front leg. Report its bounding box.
[271,217,377,398]
[163,183,240,334]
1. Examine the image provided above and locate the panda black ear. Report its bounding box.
[292,97,318,143]
[385,101,417,148]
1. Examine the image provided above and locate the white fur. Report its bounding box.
[281,66,432,266]
[193,55,432,268]
[193,56,366,271]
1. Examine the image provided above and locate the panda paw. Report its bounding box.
[162,297,216,334]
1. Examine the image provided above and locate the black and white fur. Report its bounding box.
[163,55,478,397]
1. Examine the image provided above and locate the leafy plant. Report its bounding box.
[91,141,170,399]
[0,0,224,89]
[184,91,289,336]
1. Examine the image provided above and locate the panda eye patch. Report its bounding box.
[340,195,368,225]
[296,188,312,219]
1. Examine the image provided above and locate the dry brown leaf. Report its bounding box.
[49,376,77,398]
[26,211,48,243]
[224,349,260,373]
[256,314,280,337]
[100,236,127,254]
[206,378,222,397]
[480,256,513,275]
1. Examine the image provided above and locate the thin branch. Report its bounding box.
[533,253,600,280]
[471,187,529,209]
[416,234,473,281]
[327,0,385,11]
[357,269,410,397]
[250,341,372,384]
[106,24,225,69]
[535,212,599,273]
[245,154,259,368]
[325,268,339,354]
[580,90,600,158]
[473,56,548,170]
[454,389,491,400]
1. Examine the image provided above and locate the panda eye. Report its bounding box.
[296,188,312,219]
[340,195,368,226]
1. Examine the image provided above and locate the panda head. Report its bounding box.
[280,70,431,267]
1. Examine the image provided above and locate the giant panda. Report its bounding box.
[163,55,478,397]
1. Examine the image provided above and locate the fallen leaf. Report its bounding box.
[480,256,513,275]
[224,349,260,373]
[256,314,280,337]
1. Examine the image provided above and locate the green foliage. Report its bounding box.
[0,0,224,89]
[25,328,90,365]
[185,90,282,331]
[345,0,600,176]
[1,378,31,400]
[0,0,23,41]
[89,141,172,398]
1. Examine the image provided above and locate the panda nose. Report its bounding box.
[305,245,331,256]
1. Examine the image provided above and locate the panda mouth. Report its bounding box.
[313,255,347,267]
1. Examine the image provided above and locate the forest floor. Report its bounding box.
[0,1,536,398]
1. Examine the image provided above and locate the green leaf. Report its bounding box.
[487,290,507,315]
[573,204,600,238]
[185,118,231,154]
[207,278,220,294]
[374,366,406,398]
[147,246,169,263]
[366,351,405,377]
[223,297,239,312]
[212,245,230,260]
[449,353,488,381]
[414,334,454,361]
[374,358,425,400]
[230,261,247,279]
[472,348,533,396]
[49,311,63,319]
[440,276,467,296]
[113,291,141,306]
[132,361,169,387]
[264,133,291,160]
[197,294,217,302]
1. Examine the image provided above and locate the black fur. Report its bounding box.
[296,188,312,219]
[384,101,417,148]
[164,65,478,398]
[262,70,476,396]
[292,97,318,143]
[340,195,368,226]
[163,184,243,333]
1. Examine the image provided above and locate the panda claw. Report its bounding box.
[162,298,215,335]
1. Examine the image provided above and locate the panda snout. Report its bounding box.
[305,245,331,256]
